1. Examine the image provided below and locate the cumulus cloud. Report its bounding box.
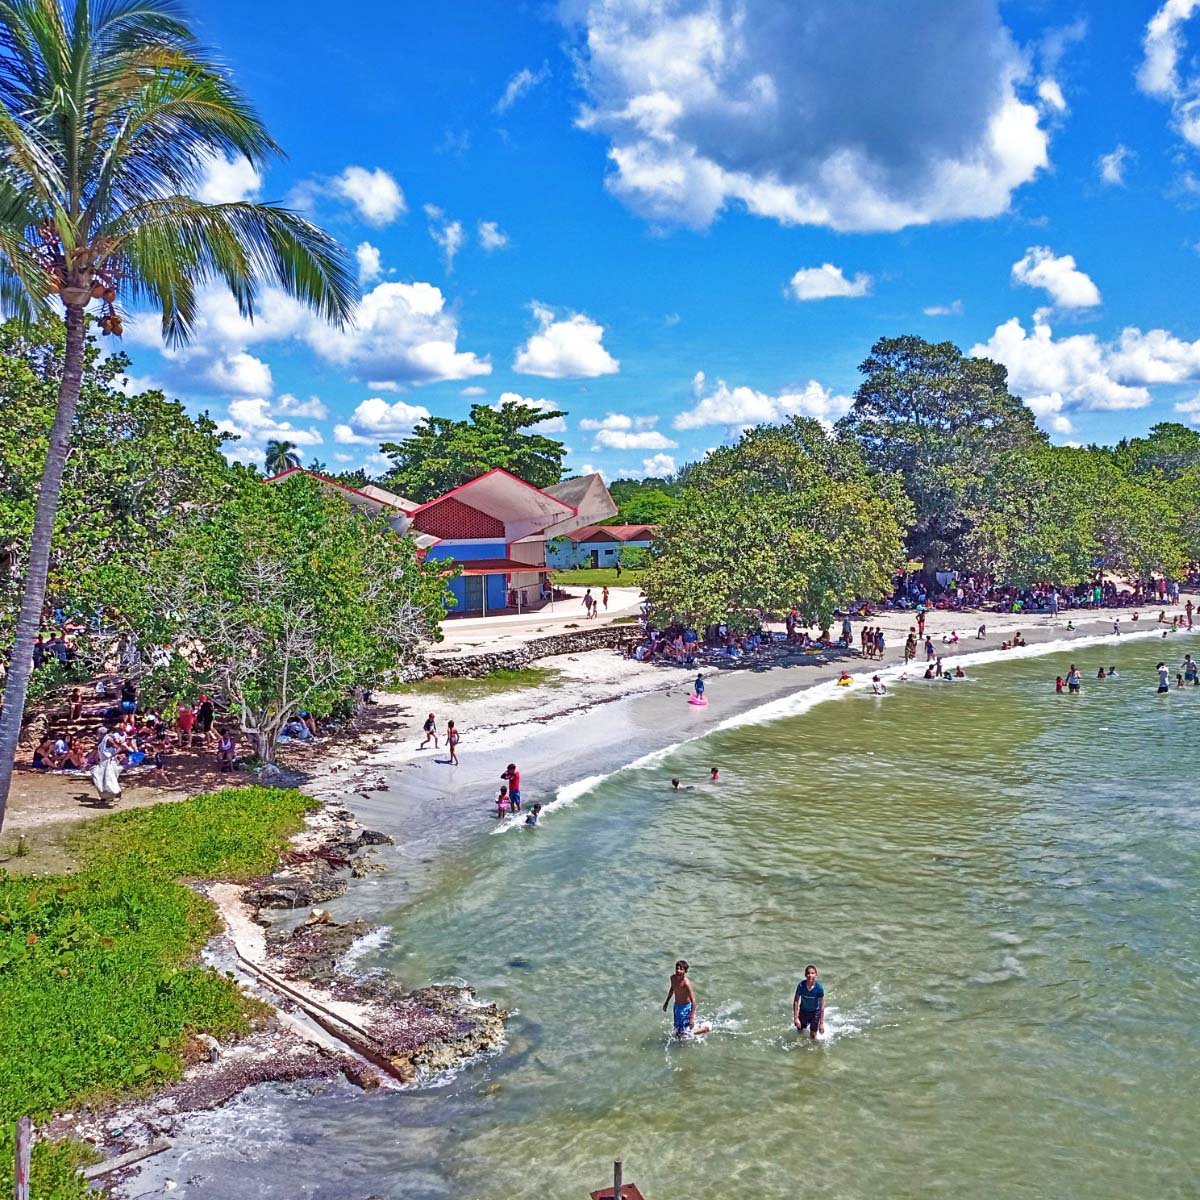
[196,150,262,204]
[567,0,1050,232]
[593,428,677,450]
[513,302,619,378]
[355,241,383,283]
[579,412,657,431]
[1098,144,1134,186]
[640,453,677,477]
[787,263,872,301]
[277,393,328,420]
[1138,1,1200,148]
[128,278,491,391]
[496,63,549,113]
[332,166,407,226]
[478,220,510,251]
[461,385,488,396]
[971,314,1200,422]
[340,397,432,439]
[425,205,465,271]
[494,391,567,432]
[924,300,963,316]
[674,372,852,431]
[1036,78,1067,113]
[1011,246,1101,309]
[218,395,324,465]
[206,351,272,397]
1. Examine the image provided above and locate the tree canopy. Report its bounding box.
[838,335,1045,571]
[605,476,682,525]
[381,400,567,502]
[642,418,911,629]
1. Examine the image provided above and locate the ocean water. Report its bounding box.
[130,638,1200,1200]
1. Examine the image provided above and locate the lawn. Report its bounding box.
[0,786,317,1198]
[395,666,563,702]
[550,567,645,588]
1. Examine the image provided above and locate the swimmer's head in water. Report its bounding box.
[709,767,719,779]
[671,778,680,789]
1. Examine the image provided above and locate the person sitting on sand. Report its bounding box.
[525,802,542,827]
[217,728,237,771]
[663,959,697,1038]
[32,735,57,769]
[1066,620,1075,631]
[496,786,511,818]
[793,964,825,1041]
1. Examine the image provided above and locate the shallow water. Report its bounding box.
[139,640,1200,1199]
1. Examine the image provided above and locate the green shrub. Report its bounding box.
[0,787,316,1198]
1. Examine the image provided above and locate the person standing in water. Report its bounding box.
[793,964,825,1040]
[663,959,697,1037]
[1157,661,1170,694]
[693,673,705,701]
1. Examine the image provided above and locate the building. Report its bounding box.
[545,524,657,570]
[266,467,616,615]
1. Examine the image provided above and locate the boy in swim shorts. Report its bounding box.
[663,959,696,1036]
[793,964,825,1039]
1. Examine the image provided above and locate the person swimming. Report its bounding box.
[1097,667,1107,679]
[671,778,693,791]
[709,766,720,782]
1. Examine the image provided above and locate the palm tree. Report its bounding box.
[265,439,301,476]
[0,0,356,831]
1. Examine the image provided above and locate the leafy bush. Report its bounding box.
[0,787,315,1198]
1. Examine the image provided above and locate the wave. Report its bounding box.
[508,624,1195,826]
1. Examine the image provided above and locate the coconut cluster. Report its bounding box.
[36,221,124,335]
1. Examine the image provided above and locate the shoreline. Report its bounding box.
[35,601,1200,1192]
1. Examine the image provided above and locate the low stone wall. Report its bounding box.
[416,623,641,679]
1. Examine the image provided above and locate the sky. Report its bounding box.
[122,0,1200,482]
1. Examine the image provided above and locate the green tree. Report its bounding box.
[1113,421,1200,480]
[0,320,239,648]
[968,445,1184,585]
[0,0,355,831]
[643,418,910,629]
[838,335,1044,572]
[265,439,301,475]
[152,474,452,763]
[606,477,681,525]
[381,400,566,501]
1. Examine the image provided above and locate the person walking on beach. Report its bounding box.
[663,959,697,1037]
[602,585,610,611]
[420,713,439,749]
[447,720,460,765]
[793,964,825,1040]
[583,589,595,618]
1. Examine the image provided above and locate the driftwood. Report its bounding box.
[80,1138,172,1179]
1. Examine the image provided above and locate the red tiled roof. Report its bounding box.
[563,524,657,543]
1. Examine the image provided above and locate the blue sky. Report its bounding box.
[123,0,1200,482]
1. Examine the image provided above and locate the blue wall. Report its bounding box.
[547,538,653,568]
[427,541,514,613]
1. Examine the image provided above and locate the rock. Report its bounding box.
[302,909,332,926]
[195,1033,221,1063]
[244,875,348,909]
[342,1063,382,1090]
[356,829,393,846]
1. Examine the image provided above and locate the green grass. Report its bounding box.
[396,666,563,702]
[550,567,644,587]
[0,786,317,1198]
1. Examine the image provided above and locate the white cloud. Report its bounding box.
[496,63,549,113]
[674,371,852,431]
[513,302,619,378]
[207,351,272,397]
[425,205,465,271]
[277,393,328,420]
[461,385,488,396]
[342,397,432,438]
[579,412,657,431]
[924,300,963,316]
[640,453,677,477]
[1036,79,1067,114]
[196,150,262,204]
[355,241,383,284]
[478,220,510,251]
[593,429,677,450]
[217,395,324,465]
[1138,1,1200,148]
[333,423,376,446]
[304,281,491,386]
[567,0,1050,233]
[1011,246,1101,309]
[1098,144,1134,186]
[332,166,406,226]
[787,263,873,301]
[579,463,608,482]
[494,391,567,433]
[971,314,1200,420]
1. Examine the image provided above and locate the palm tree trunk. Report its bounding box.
[0,304,88,833]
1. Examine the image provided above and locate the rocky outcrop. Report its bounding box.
[419,623,641,679]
